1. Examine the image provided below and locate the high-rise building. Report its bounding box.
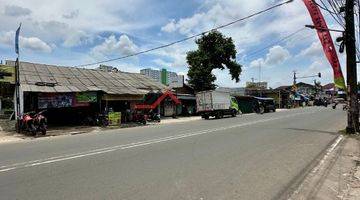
[97,65,119,72]
[140,68,161,82]
[140,68,184,87]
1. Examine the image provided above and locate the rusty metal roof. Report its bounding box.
[6,60,166,95]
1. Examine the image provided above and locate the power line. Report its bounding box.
[316,0,345,27]
[316,0,360,57]
[243,27,308,60]
[75,0,294,68]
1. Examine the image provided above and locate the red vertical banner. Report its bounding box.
[303,0,346,89]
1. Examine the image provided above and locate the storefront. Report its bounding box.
[0,64,15,115]
[6,60,166,127]
[173,84,196,116]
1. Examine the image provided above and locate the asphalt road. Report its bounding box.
[0,107,346,200]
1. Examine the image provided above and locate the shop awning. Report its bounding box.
[7,60,167,96]
[176,94,196,100]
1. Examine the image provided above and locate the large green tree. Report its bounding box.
[186,30,242,91]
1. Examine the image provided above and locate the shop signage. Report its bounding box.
[108,112,121,126]
[0,65,15,84]
[38,93,73,109]
[38,92,97,109]
[75,92,97,103]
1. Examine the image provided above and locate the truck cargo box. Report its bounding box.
[196,90,231,112]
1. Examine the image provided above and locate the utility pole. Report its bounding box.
[345,0,359,133]
[293,71,297,86]
[259,62,262,83]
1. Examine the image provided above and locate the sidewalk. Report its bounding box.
[0,116,203,144]
[290,135,360,200]
[158,116,201,124]
[0,110,290,144]
[0,130,23,143]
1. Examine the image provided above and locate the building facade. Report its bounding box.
[6,61,167,126]
[140,68,184,88]
[246,82,268,89]
[97,64,119,72]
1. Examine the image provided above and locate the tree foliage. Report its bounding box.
[186,30,242,91]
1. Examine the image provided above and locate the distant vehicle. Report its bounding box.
[196,90,239,119]
[253,97,276,114]
[314,98,328,107]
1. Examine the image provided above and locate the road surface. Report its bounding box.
[0,107,346,200]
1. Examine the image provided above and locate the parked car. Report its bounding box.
[196,90,239,119]
[253,97,276,114]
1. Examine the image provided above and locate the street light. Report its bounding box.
[304,25,344,33]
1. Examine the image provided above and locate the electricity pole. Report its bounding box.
[345,0,359,133]
[293,71,297,86]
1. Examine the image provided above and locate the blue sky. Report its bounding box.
[0,0,350,88]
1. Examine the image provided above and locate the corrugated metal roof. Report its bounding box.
[6,60,166,95]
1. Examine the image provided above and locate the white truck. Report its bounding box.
[196,90,239,119]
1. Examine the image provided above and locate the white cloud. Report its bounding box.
[264,45,291,66]
[305,59,333,84]
[0,31,52,53]
[161,1,268,36]
[63,30,92,47]
[250,45,290,68]
[249,58,264,68]
[90,35,138,59]
[158,0,311,76]
[32,20,93,48]
[161,19,177,33]
[298,41,323,58]
[149,43,190,68]
[3,5,32,17]
[152,58,172,67]
[62,10,79,19]
[22,37,52,53]
[161,13,205,35]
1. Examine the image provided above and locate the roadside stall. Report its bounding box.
[5,60,166,129]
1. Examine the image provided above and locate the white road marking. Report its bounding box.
[0,167,16,172]
[0,111,318,173]
[310,135,343,174]
[287,135,344,200]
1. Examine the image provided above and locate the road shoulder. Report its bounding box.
[290,135,360,200]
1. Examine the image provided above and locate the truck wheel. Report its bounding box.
[231,110,237,117]
[215,112,223,119]
[259,106,265,114]
[204,115,209,120]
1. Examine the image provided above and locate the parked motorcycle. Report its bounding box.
[95,114,109,127]
[33,110,47,135]
[81,113,109,127]
[132,111,148,125]
[20,112,37,135]
[20,110,48,136]
[147,110,161,122]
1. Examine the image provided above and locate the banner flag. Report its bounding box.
[15,23,21,54]
[303,0,346,89]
